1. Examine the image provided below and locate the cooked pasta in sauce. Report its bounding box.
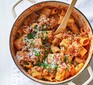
[14,7,90,81]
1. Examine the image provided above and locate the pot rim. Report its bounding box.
[9,1,93,85]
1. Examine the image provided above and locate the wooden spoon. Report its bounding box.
[54,0,77,34]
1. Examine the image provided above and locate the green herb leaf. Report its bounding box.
[64,55,69,62]
[30,41,34,46]
[34,25,38,29]
[24,38,30,43]
[37,62,42,66]
[54,65,58,71]
[43,24,47,29]
[45,51,48,56]
[48,69,51,72]
[42,63,48,68]
[24,61,29,65]
[45,36,48,40]
[38,62,50,69]
[35,51,40,57]
[27,33,36,39]
[75,61,79,65]
[66,67,69,71]
[42,63,47,68]
[46,31,48,34]
[38,35,42,38]
[50,46,52,53]
[69,61,72,64]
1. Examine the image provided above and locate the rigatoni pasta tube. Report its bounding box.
[44,75,54,81]
[55,33,63,40]
[14,35,26,50]
[75,63,84,73]
[51,45,60,53]
[58,16,74,24]
[58,10,66,16]
[17,26,24,36]
[78,46,87,57]
[52,38,60,45]
[60,39,71,48]
[68,23,79,34]
[79,37,89,46]
[23,62,32,69]
[55,69,65,81]
[51,8,58,15]
[80,27,87,35]
[41,7,51,17]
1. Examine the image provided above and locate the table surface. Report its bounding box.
[0,0,93,85]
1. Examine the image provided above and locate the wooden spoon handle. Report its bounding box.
[54,0,77,34]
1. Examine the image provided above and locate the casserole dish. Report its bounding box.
[10,0,93,84]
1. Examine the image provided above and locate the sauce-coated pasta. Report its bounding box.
[14,7,90,82]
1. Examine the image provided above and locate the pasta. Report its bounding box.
[78,46,87,57]
[22,61,32,69]
[80,27,87,36]
[40,8,51,17]
[58,16,74,24]
[51,8,58,15]
[55,68,65,81]
[54,33,63,40]
[79,37,89,46]
[75,63,84,73]
[31,66,43,79]
[60,39,71,48]
[14,7,91,82]
[17,26,25,36]
[59,10,66,16]
[24,12,39,26]
[67,23,79,34]
[51,45,60,53]
[14,35,26,50]
[52,38,60,45]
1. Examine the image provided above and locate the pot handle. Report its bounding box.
[11,0,35,18]
[67,65,93,85]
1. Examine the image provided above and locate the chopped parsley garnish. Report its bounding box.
[34,25,38,29]
[34,25,40,30]
[27,33,36,39]
[64,55,69,62]
[69,61,72,64]
[34,50,40,57]
[24,61,29,65]
[30,41,34,46]
[43,56,47,60]
[45,51,48,56]
[60,59,62,62]
[48,69,51,72]
[54,64,58,71]
[37,62,50,69]
[75,61,79,65]
[24,38,30,43]
[42,63,50,69]
[37,62,42,66]
[66,67,69,71]
[43,24,47,29]
[46,31,48,34]
[50,46,52,53]
[45,36,48,40]
[38,35,42,38]
[38,61,58,70]
[35,52,40,57]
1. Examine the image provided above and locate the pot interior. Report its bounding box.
[10,1,93,84]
